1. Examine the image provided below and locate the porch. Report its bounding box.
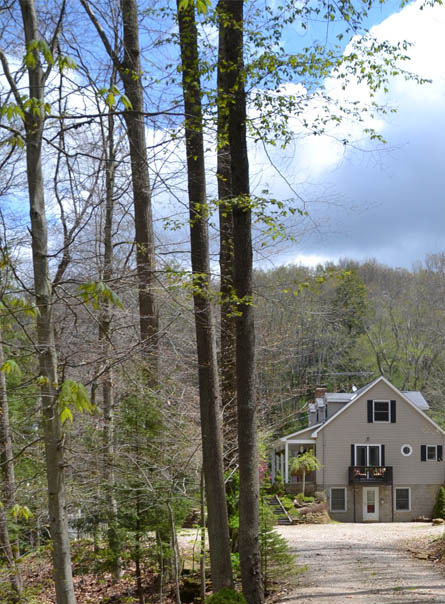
[271,435,317,485]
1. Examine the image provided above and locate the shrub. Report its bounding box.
[270,470,285,496]
[207,588,247,604]
[296,493,314,504]
[433,486,445,519]
[314,490,327,503]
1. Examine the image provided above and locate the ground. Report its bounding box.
[277,523,445,603]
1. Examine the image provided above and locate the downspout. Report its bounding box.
[285,441,289,484]
[322,429,326,489]
[391,484,394,522]
[354,486,356,522]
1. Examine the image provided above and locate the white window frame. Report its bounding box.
[330,487,347,512]
[401,444,412,457]
[354,444,382,466]
[394,487,411,511]
[373,400,390,423]
[427,445,437,461]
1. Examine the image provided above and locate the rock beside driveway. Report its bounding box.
[277,522,445,603]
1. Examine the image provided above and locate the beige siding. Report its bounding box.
[316,382,445,487]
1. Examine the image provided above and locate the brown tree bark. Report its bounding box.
[0,330,23,598]
[80,0,159,381]
[17,2,76,602]
[176,0,234,591]
[220,1,264,602]
[101,104,122,581]
[217,3,237,468]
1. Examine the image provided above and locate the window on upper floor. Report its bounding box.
[421,444,443,462]
[367,399,396,423]
[373,401,389,422]
[428,445,437,460]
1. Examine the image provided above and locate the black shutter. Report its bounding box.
[381,444,385,467]
[438,445,443,462]
[421,445,426,462]
[390,400,396,423]
[351,444,355,466]
[367,400,373,423]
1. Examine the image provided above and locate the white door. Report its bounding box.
[363,487,379,521]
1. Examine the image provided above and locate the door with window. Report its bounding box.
[363,486,379,521]
[356,445,381,466]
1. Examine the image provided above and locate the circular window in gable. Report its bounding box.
[401,444,413,456]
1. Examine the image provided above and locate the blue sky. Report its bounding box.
[250,0,445,270]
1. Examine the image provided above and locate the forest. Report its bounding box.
[0,0,441,603]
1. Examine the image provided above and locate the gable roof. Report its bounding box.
[279,423,322,441]
[311,375,444,437]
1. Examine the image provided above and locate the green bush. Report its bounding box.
[296,493,314,504]
[433,486,445,519]
[207,588,247,604]
[270,470,285,496]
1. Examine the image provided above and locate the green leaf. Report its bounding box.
[78,281,124,310]
[0,359,21,377]
[11,504,33,521]
[60,406,74,425]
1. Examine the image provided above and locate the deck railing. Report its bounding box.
[348,466,393,484]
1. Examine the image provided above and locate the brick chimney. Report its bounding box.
[315,386,327,400]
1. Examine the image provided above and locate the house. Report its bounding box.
[271,376,445,522]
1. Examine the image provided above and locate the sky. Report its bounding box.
[2,0,443,273]
[252,0,445,270]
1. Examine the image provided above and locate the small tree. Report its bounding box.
[433,486,445,519]
[290,451,322,497]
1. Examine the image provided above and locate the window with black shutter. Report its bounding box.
[421,445,443,461]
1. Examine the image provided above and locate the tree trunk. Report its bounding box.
[176,0,233,591]
[168,499,181,604]
[0,331,22,598]
[217,2,237,469]
[80,0,159,381]
[221,1,264,602]
[120,0,159,378]
[19,2,76,602]
[200,467,206,604]
[101,105,121,581]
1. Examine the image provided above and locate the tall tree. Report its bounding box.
[80,0,159,381]
[220,1,264,602]
[176,0,233,590]
[0,326,23,599]
[0,1,77,602]
[217,1,237,468]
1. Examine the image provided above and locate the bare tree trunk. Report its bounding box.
[200,468,206,604]
[101,106,121,581]
[0,330,22,598]
[168,499,181,604]
[221,1,264,602]
[120,0,159,374]
[217,3,237,468]
[18,2,76,602]
[80,0,159,380]
[176,0,233,591]
[156,529,164,604]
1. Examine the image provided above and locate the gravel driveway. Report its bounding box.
[277,523,445,603]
